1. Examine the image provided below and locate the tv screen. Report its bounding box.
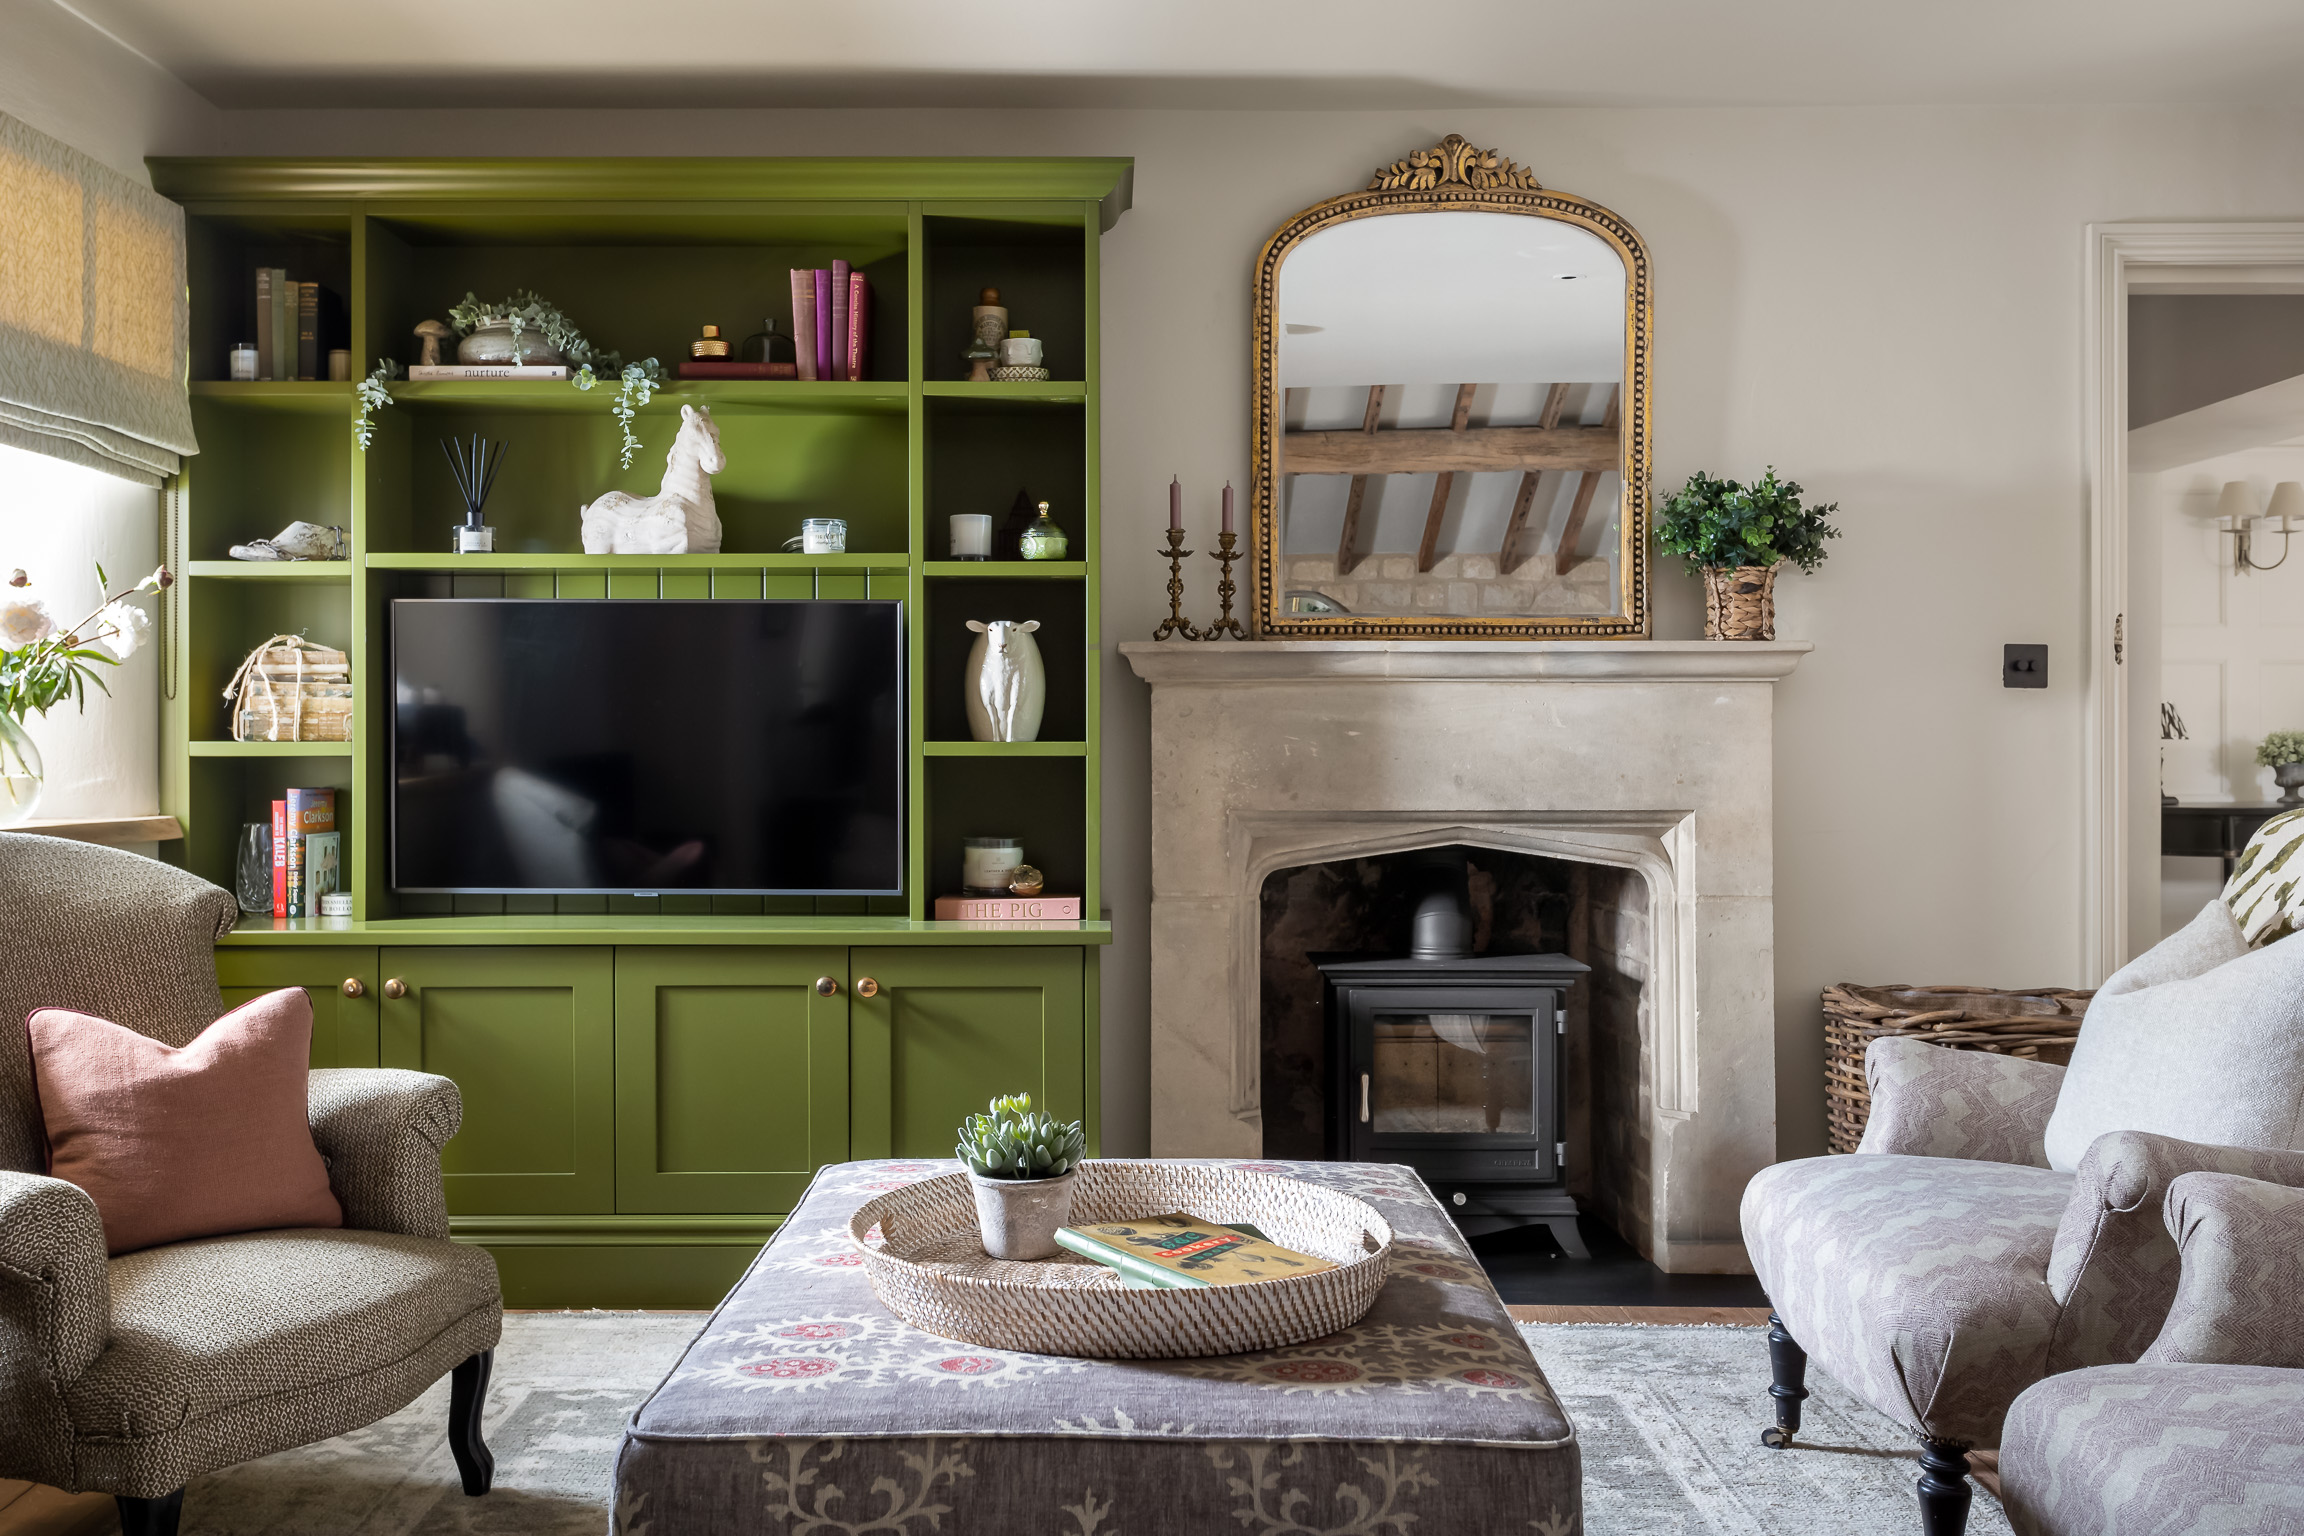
[391,599,903,896]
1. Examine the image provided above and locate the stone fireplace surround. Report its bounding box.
[1119,640,1809,1273]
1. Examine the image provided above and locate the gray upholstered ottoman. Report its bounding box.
[614,1158,1581,1534]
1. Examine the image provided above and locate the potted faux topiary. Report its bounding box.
[1655,468,1840,640]
[2257,730,2304,805]
[956,1092,1087,1260]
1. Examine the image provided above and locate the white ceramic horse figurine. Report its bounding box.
[580,403,726,554]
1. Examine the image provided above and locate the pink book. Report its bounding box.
[828,259,851,381]
[812,269,834,382]
[934,895,1083,921]
[847,271,870,382]
[789,269,818,380]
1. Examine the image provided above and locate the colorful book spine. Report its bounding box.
[283,787,336,917]
[812,269,834,382]
[847,271,870,382]
[255,268,274,380]
[675,361,798,380]
[828,260,851,381]
[270,799,287,917]
[271,269,292,383]
[296,281,319,381]
[789,269,818,381]
[933,895,1083,921]
[303,831,341,905]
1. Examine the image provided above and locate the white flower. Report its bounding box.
[97,599,151,659]
[0,588,56,651]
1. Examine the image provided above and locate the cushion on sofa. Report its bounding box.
[2041,901,2304,1172]
[28,987,342,1254]
[2223,804,2304,945]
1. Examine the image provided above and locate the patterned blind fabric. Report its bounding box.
[0,112,195,486]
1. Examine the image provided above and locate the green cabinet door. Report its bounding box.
[378,947,614,1216]
[214,947,379,1067]
[850,947,1084,1160]
[613,947,849,1214]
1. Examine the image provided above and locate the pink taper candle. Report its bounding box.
[1169,476,1182,531]
[1222,481,1235,535]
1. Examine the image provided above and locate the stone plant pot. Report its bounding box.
[2277,761,2304,806]
[456,321,565,367]
[967,1167,1077,1260]
[1701,564,1779,641]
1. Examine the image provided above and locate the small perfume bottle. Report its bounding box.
[1020,501,1068,560]
[451,510,495,554]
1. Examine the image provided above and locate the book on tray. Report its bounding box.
[934,895,1083,921]
[789,265,872,381]
[1054,1213,1336,1289]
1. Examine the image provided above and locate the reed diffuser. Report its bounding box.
[443,435,508,554]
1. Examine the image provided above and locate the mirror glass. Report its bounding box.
[1273,211,1628,624]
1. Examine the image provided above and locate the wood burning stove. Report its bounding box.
[1315,852,1588,1253]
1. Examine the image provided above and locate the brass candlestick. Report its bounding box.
[1202,530,1246,640]
[1153,528,1202,641]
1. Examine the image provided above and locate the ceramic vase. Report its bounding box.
[457,322,565,367]
[0,713,42,829]
[2277,762,2304,806]
[968,1167,1077,1261]
[963,619,1046,743]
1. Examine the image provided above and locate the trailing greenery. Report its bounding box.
[2256,731,2304,768]
[956,1092,1086,1181]
[1655,468,1841,575]
[441,290,664,469]
[573,358,667,470]
[354,359,401,449]
[0,563,169,722]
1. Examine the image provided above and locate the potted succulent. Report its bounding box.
[1655,468,1840,640]
[955,1092,1087,1260]
[2257,730,2304,805]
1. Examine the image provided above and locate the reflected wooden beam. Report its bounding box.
[1416,384,1477,573]
[1497,469,1543,575]
[1552,385,1621,576]
[1286,422,1617,476]
[1335,384,1385,577]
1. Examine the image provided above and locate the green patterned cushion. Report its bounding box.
[2224,807,2304,944]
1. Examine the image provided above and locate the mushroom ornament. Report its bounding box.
[413,319,454,368]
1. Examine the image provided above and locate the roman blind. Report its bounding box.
[0,112,196,486]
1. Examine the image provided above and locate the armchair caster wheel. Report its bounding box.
[1760,1425,1794,1450]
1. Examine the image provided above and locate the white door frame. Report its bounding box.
[2083,222,2304,981]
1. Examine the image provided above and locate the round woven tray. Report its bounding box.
[1823,983,2091,1154]
[849,1161,1393,1359]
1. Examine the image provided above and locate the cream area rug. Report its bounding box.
[159,1314,2011,1535]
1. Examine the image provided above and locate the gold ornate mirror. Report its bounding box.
[1250,136,1652,637]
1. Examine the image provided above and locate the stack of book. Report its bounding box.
[933,895,1083,921]
[789,262,872,381]
[268,787,340,919]
[1054,1214,1336,1288]
[251,268,327,381]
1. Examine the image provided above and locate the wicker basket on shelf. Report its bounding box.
[1823,983,2092,1154]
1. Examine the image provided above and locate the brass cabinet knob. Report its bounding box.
[855,977,881,999]
[382,978,408,1000]
[341,978,366,998]
[814,976,840,997]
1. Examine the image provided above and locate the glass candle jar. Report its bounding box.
[949,514,992,560]
[962,836,1024,896]
[230,343,258,381]
[799,518,847,554]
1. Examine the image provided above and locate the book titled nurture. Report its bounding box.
[1053,1213,1335,1288]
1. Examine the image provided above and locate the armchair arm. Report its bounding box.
[0,1170,110,1486]
[1855,1037,2065,1166]
[307,1068,461,1239]
[2142,1172,2304,1368]
[2045,1131,2304,1371]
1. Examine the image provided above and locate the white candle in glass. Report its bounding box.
[950,514,993,559]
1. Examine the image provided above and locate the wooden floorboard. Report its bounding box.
[0,1481,114,1536]
[1508,1304,1773,1326]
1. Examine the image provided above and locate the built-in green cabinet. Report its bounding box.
[215,946,379,1068]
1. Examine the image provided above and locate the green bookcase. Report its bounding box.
[153,157,1128,1305]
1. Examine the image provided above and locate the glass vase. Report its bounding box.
[0,713,42,829]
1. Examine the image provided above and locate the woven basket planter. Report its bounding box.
[1702,564,1779,640]
[850,1161,1392,1358]
[1823,983,2092,1154]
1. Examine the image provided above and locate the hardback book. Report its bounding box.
[407,364,571,380]
[270,799,287,917]
[789,269,818,381]
[934,895,1083,921]
[829,259,851,381]
[1053,1213,1336,1289]
[675,361,799,380]
[812,268,834,383]
[296,281,319,381]
[303,831,341,906]
[847,271,871,382]
[283,788,336,917]
[254,268,274,380]
[270,268,293,383]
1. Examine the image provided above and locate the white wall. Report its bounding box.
[15,57,2304,1157]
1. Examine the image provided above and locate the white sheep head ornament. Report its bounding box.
[964,619,1046,744]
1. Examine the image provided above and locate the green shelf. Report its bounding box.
[188,740,354,757]
[923,381,1089,404]
[923,741,1089,757]
[364,551,910,573]
[922,561,1087,579]
[189,381,354,415]
[185,560,352,581]
[388,379,910,415]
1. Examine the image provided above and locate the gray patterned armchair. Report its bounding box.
[1741,1037,2304,1536]
[0,834,503,1536]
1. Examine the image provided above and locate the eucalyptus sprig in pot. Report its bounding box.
[956,1092,1087,1260]
[2257,730,2304,806]
[1655,468,1840,640]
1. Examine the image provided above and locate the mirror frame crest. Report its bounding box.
[1249,135,1653,639]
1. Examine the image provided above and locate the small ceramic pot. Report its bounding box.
[457,322,565,367]
[968,1167,1077,1260]
[2277,761,2304,806]
[1000,336,1044,368]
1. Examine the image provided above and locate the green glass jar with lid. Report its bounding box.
[1019,500,1068,561]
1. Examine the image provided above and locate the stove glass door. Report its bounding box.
[1369,1012,1535,1134]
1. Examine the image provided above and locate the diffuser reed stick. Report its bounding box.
[443,435,507,554]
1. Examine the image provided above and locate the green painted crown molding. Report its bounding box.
[147,155,1136,228]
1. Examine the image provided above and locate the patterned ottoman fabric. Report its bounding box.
[2000,1363,2304,1536]
[614,1159,1580,1535]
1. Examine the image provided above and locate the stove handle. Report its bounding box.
[1360,1073,1370,1124]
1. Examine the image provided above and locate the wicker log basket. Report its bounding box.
[1823,983,2092,1154]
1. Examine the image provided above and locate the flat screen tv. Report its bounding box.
[391,599,903,896]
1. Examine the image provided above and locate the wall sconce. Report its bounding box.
[2205,481,2301,575]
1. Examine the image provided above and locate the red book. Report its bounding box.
[812,269,833,382]
[934,895,1083,921]
[828,259,851,381]
[270,799,287,918]
[676,360,799,380]
[789,269,818,381]
[847,271,870,382]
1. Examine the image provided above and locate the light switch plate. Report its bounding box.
[2004,643,2047,688]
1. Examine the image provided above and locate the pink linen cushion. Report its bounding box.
[28,986,344,1255]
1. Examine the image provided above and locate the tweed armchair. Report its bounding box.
[1740,1037,2304,1536]
[0,833,503,1536]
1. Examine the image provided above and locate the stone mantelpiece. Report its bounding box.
[1119,639,1809,1273]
